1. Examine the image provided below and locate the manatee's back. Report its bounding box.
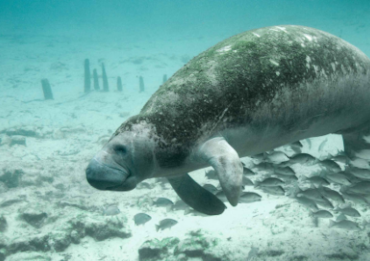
[140,25,370,145]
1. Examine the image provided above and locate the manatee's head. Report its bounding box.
[86,125,155,192]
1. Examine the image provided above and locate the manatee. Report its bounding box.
[86,25,370,215]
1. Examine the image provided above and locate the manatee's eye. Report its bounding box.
[114,145,127,155]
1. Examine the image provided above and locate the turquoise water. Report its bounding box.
[1,1,370,261]
[1,0,369,51]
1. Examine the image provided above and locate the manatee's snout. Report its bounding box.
[86,158,135,191]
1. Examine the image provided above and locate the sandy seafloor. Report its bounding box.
[1,17,370,261]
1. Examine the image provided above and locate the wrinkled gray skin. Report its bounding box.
[86,25,370,215]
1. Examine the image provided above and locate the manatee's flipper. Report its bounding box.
[198,137,243,206]
[168,174,226,215]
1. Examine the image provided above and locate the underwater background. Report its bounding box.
[0,0,370,260]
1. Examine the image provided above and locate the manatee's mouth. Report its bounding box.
[105,175,137,191]
[86,159,136,191]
